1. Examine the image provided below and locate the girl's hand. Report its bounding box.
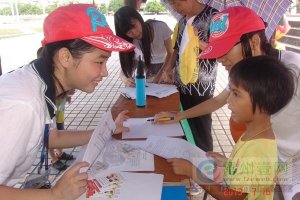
[124,78,135,87]
[153,111,179,124]
[114,110,130,134]
[206,151,228,167]
[167,158,194,178]
[52,162,89,200]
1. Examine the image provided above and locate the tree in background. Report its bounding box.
[144,0,167,14]
[99,3,108,14]
[108,0,123,13]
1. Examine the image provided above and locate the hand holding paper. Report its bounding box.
[167,158,194,178]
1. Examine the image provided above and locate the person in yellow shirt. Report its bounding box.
[167,56,294,199]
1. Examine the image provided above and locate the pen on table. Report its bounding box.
[147,117,174,122]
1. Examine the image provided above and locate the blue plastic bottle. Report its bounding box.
[135,56,146,107]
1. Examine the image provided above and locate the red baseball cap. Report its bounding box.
[199,6,265,59]
[42,4,135,52]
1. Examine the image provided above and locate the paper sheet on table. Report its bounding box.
[92,140,155,172]
[76,140,155,174]
[137,136,215,180]
[77,171,164,200]
[80,111,116,173]
[119,83,178,99]
[277,152,300,200]
[122,117,184,139]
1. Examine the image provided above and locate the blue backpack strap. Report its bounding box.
[39,124,50,174]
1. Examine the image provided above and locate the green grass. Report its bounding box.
[0,28,23,36]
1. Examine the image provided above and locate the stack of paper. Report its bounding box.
[119,83,178,99]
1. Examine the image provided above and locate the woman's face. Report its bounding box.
[216,43,244,71]
[126,19,143,40]
[67,48,110,93]
[227,82,253,123]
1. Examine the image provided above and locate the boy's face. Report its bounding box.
[227,83,253,123]
[167,0,192,16]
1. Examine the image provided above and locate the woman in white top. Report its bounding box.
[0,4,134,199]
[114,6,173,86]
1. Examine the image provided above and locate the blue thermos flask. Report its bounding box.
[135,56,146,107]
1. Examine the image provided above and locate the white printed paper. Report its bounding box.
[122,118,184,139]
[277,152,300,200]
[78,171,164,200]
[139,136,215,180]
[80,111,116,172]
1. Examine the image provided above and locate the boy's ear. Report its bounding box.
[250,34,263,56]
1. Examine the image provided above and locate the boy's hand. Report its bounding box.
[206,151,227,167]
[52,162,89,200]
[167,158,194,178]
[114,110,130,134]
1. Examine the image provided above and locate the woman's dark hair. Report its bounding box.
[40,39,95,95]
[114,6,152,78]
[124,0,147,10]
[229,55,294,115]
[240,29,279,59]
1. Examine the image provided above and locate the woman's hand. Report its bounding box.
[114,110,130,134]
[153,68,174,84]
[167,158,194,178]
[153,111,179,124]
[52,162,89,200]
[199,39,208,51]
[124,77,135,87]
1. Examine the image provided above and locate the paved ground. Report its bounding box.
[13,51,231,200]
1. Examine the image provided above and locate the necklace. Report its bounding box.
[230,124,272,159]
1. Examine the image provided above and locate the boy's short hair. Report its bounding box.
[229,56,295,115]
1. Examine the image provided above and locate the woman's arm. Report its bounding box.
[154,88,229,123]
[177,89,229,120]
[49,129,92,149]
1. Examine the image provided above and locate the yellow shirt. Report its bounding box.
[224,137,278,200]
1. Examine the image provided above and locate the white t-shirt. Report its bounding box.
[133,20,173,64]
[271,50,300,161]
[0,61,55,186]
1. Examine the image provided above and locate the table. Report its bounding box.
[111,93,187,182]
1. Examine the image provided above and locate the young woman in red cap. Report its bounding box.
[0,4,134,199]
